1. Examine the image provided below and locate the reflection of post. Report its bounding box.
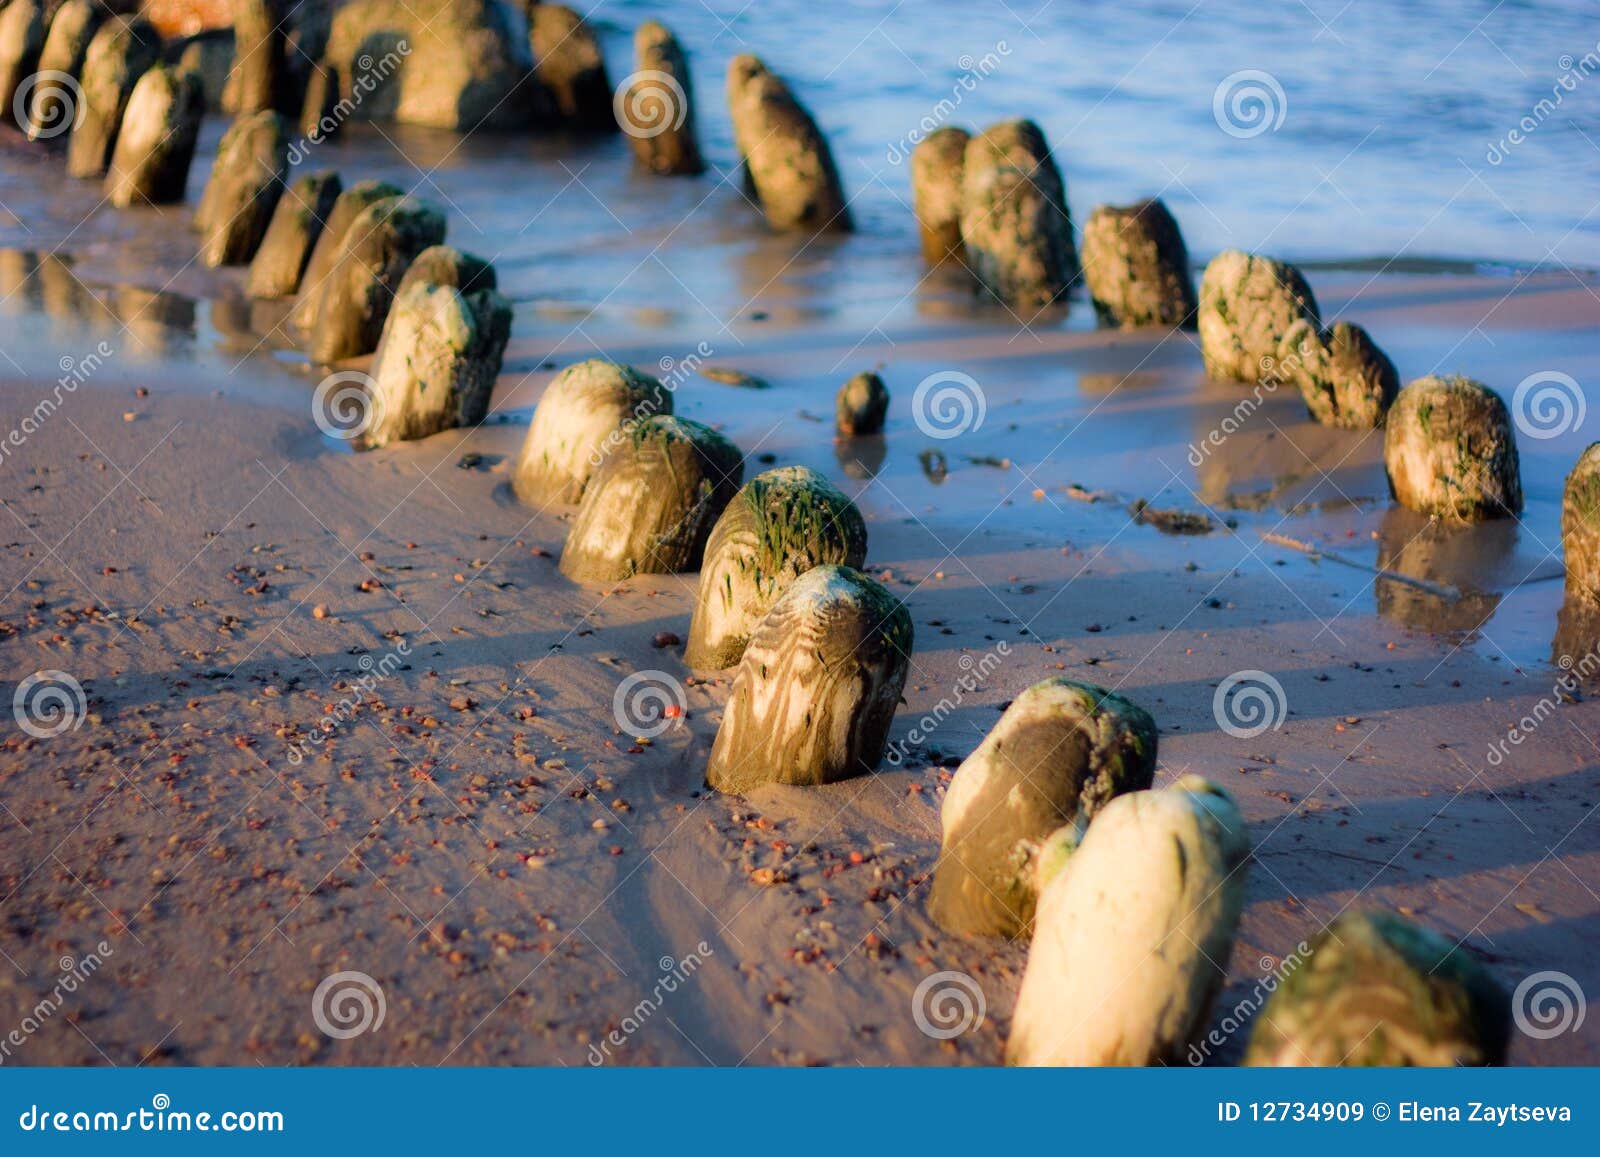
[835,435,886,480]
[1374,506,1511,634]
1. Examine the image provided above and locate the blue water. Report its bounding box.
[593,0,1600,267]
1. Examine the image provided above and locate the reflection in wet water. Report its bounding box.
[835,434,886,479]
[0,247,202,360]
[1374,506,1517,635]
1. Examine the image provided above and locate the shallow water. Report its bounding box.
[2,0,1598,670]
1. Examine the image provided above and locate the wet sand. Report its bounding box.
[3,188,1599,1063]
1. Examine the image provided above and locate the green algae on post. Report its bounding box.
[835,371,888,437]
[1008,777,1250,1066]
[291,180,406,331]
[1244,910,1510,1067]
[67,15,160,178]
[559,416,744,583]
[1080,198,1197,329]
[1383,374,1521,521]
[727,54,851,233]
[1276,318,1400,429]
[685,466,868,670]
[1198,249,1321,383]
[247,171,341,299]
[308,196,448,363]
[622,21,704,175]
[958,118,1077,309]
[1562,443,1600,603]
[927,676,1157,939]
[195,111,290,268]
[911,126,969,265]
[363,282,512,448]
[513,360,674,507]
[104,66,205,207]
[705,565,911,793]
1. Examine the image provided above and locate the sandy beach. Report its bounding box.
[2,0,1599,1070]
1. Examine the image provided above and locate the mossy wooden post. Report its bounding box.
[0,0,45,128]
[911,126,968,265]
[1007,777,1249,1066]
[67,16,160,178]
[24,0,101,141]
[927,677,1157,939]
[291,179,404,330]
[727,54,851,233]
[958,119,1077,309]
[530,3,614,132]
[363,281,512,448]
[308,196,447,363]
[196,111,290,267]
[1383,375,1521,521]
[513,360,674,506]
[705,565,911,793]
[1080,198,1196,329]
[229,0,289,115]
[247,170,341,298]
[1276,318,1399,429]
[621,21,703,175]
[835,371,888,437]
[1562,444,1600,603]
[105,66,205,207]
[559,416,744,582]
[685,466,868,670]
[395,245,496,298]
[1244,911,1510,1066]
[1197,249,1320,383]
